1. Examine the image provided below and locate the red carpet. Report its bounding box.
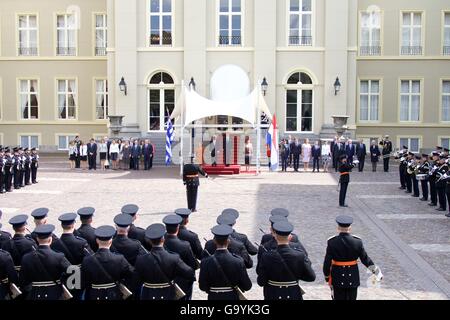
[203,165,240,175]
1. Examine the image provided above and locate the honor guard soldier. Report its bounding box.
[203,215,253,269]
[18,148,26,188]
[428,151,440,207]
[182,161,208,212]
[418,154,430,201]
[121,204,146,245]
[411,155,421,198]
[12,148,21,190]
[0,210,13,248]
[81,225,134,300]
[199,225,252,300]
[3,148,14,192]
[163,214,198,300]
[380,135,392,172]
[30,208,58,244]
[175,208,203,261]
[23,148,32,186]
[436,154,449,212]
[323,215,381,300]
[0,246,18,300]
[135,224,195,300]
[20,224,71,300]
[260,208,300,245]
[338,155,355,207]
[112,214,147,266]
[221,208,258,256]
[0,147,5,194]
[74,207,97,252]
[30,147,39,184]
[256,221,315,300]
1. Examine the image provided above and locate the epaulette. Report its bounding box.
[352,235,362,240]
[327,235,338,241]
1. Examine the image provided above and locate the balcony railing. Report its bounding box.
[443,46,450,55]
[18,47,38,56]
[56,47,76,56]
[218,35,242,46]
[401,46,423,55]
[150,33,172,46]
[359,46,381,56]
[95,47,107,56]
[289,36,313,46]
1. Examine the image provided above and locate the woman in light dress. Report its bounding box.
[302,138,312,171]
[98,138,108,170]
[68,140,77,170]
[321,140,331,172]
[109,139,120,170]
[79,141,88,170]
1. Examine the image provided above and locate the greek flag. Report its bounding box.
[165,120,174,165]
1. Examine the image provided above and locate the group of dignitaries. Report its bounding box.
[0,146,39,194]
[0,204,382,301]
[396,146,450,217]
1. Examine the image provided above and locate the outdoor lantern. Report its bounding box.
[261,77,268,96]
[119,77,127,96]
[334,77,341,95]
[189,77,196,91]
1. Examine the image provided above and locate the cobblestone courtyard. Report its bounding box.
[1,157,450,300]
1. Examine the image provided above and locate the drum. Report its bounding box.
[416,174,428,181]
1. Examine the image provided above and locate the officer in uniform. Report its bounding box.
[256,221,315,300]
[260,208,300,245]
[20,224,71,300]
[395,145,408,190]
[182,161,208,212]
[380,135,392,172]
[51,213,93,300]
[30,147,39,184]
[199,225,252,300]
[418,154,430,201]
[23,148,32,186]
[323,215,381,300]
[74,207,97,252]
[12,148,21,189]
[203,215,253,269]
[0,239,19,300]
[112,214,147,266]
[3,148,14,193]
[221,208,258,256]
[81,225,134,300]
[30,208,59,244]
[0,210,12,248]
[338,155,355,207]
[428,151,440,207]
[175,208,203,261]
[135,223,195,300]
[18,148,26,188]
[121,204,146,245]
[163,214,198,300]
[411,155,421,198]
[0,147,5,194]
[436,154,449,212]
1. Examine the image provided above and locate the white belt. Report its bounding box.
[268,280,298,287]
[32,281,60,287]
[210,287,234,293]
[14,266,21,271]
[1,278,8,284]
[143,282,171,289]
[91,283,117,289]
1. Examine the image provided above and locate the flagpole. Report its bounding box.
[256,84,261,175]
[180,80,185,177]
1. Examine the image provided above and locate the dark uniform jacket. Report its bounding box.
[257,238,308,262]
[0,249,18,300]
[260,233,299,245]
[356,143,367,159]
[380,140,392,155]
[203,238,253,269]
[74,224,97,252]
[19,245,71,300]
[1,234,36,268]
[436,164,449,189]
[339,163,354,183]
[323,233,374,288]
[199,249,252,300]
[135,247,195,300]
[112,235,146,266]
[30,232,59,246]
[257,244,315,300]
[183,164,207,187]
[0,230,12,248]
[231,230,258,256]
[370,145,381,162]
[51,233,92,265]
[81,248,134,300]
[128,224,146,245]
[178,226,203,260]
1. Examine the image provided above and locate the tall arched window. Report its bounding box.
[148,72,175,131]
[285,72,313,132]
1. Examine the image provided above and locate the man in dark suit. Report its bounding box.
[131,140,141,170]
[355,139,367,172]
[288,136,295,168]
[312,141,321,172]
[333,138,346,172]
[74,136,81,169]
[370,140,381,172]
[87,138,97,170]
[330,137,337,169]
[345,139,355,165]
[291,138,302,172]
[142,139,154,171]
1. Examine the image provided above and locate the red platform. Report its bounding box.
[203,165,241,175]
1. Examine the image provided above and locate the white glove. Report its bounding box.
[368,265,383,281]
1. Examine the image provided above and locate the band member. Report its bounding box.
[395,146,408,189]
[121,204,146,246]
[30,148,39,184]
[405,152,414,193]
[199,225,252,300]
[323,215,381,300]
[256,221,315,300]
[3,148,14,193]
[445,163,450,218]
[355,139,367,172]
[338,155,355,208]
[81,225,134,300]
[74,207,97,252]
[380,135,392,172]
[411,156,421,198]
[12,148,21,189]
[19,224,71,300]
[435,155,449,212]
[428,152,440,207]
[182,161,208,212]
[175,208,203,261]
[135,224,195,300]
[18,148,25,188]
[418,154,430,201]
[0,147,5,194]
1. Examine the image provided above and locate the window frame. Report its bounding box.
[56,78,78,120]
[16,13,39,56]
[397,136,422,153]
[94,78,109,120]
[438,136,450,150]
[400,11,425,56]
[398,78,423,123]
[93,13,107,56]
[358,10,382,56]
[17,78,40,121]
[55,13,78,56]
[358,78,382,123]
[442,11,450,55]
[216,0,245,47]
[286,0,315,47]
[147,71,176,132]
[440,78,450,122]
[18,133,41,150]
[55,134,79,151]
[147,0,174,47]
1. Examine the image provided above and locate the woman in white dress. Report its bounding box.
[79,141,88,170]
[302,138,312,171]
[68,141,77,170]
[109,139,120,170]
[98,139,108,170]
[321,141,331,172]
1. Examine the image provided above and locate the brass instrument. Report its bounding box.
[407,160,417,175]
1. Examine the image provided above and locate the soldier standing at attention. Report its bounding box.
[3,148,14,193]
[30,208,59,244]
[112,214,147,266]
[121,204,146,246]
[380,135,392,172]
[23,148,32,186]
[0,246,18,300]
[20,225,71,300]
[221,208,258,256]
[81,225,134,301]
[338,155,355,208]
[175,208,203,261]
[0,147,5,194]
[74,207,97,252]
[30,147,39,184]
[182,161,208,212]
[256,221,315,300]
[0,210,13,248]
[135,224,195,300]
[199,225,252,300]
[323,215,382,300]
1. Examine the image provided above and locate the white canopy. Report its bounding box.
[170,85,272,127]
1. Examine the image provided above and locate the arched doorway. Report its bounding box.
[147,71,175,131]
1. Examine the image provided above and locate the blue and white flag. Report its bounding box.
[165,120,174,165]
